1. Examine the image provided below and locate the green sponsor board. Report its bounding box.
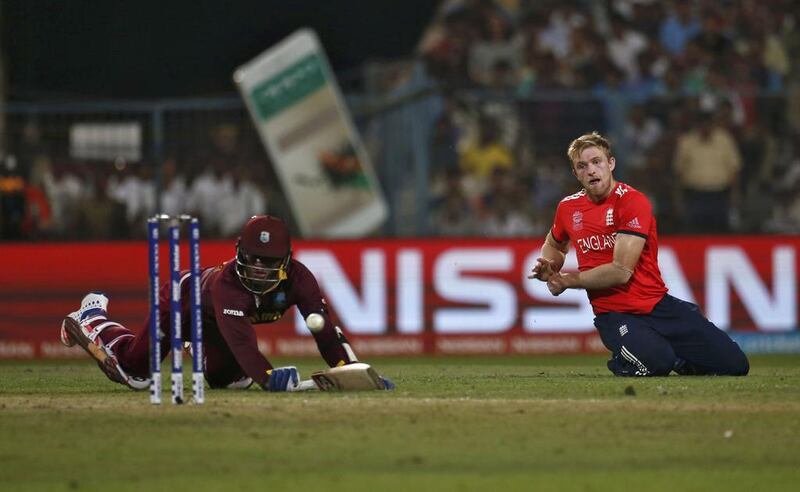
[250,53,326,121]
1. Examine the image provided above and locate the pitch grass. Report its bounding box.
[1,356,799,492]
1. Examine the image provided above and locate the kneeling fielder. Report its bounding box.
[529,132,749,377]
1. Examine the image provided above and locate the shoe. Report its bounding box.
[76,292,110,322]
[673,358,706,375]
[60,314,149,391]
[226,376,253,390]
[607,355,637,377]
[60,292,109,348]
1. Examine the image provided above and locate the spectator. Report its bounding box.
[606,14,648,81]
[430,190,478,237]
[45,160,85,238]
[77,173,123,240]
[0,156,28,239]
[187,158,234,237]
[567,26,604,87]
[538,4,587,60]
[478,166,512,212]
[218,165,268,238]
[468,10,520,86]
[159,157,189,218]
[459,115,514,179]
[622,104,664,174]
[673,110,742,232]
[107,163,156,237]
[480,195,535,237]
[429,168,477,236]
[693,9,734,61]
[659,0,701,56]
[20,156,53,239]
[592,65,631,168]
[699,67,746,127]
[429,97,462,180]
[767,134,800,232]
[628,1,664,37]
[419,8,475,85]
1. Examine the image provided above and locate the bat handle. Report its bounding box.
[293,379,318,392]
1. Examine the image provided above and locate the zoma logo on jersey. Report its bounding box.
[223,308,245,317]
[576,233,617,254]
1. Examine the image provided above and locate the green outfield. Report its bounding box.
[1,355,799,492]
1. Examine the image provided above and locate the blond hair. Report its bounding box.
[567,132,613,164]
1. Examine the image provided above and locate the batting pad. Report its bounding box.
[310,363,384,391]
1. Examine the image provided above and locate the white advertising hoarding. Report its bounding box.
[234,29,387,238]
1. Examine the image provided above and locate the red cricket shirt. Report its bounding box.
[551,182,667,314]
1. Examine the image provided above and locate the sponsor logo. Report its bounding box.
[572,211,583,231]
[561,190,586,202]
[626,217,642,229]
[619,324,628,336]
[576,233,616,253]
[605,208,614,226]
[223,308,245,317]
[260,231,270,243]
[615,184,628,197]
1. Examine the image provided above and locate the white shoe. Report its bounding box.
[226,376,253,389]
[76,292,109,322]
[60,292,109,348]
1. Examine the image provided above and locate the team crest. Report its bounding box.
[572,211,583,231]
[605,208,614,226]
[260,231,270,243]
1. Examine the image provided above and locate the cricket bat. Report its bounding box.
[294,363,386,391]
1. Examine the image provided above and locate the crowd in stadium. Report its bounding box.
[421,0,800,236]
[1,0,799,240]
[0,119,274,240]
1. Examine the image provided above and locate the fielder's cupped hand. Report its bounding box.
[528,257,557,282]
[267,366,300,392]
[546,273,570,296]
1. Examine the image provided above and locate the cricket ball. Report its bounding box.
[305,313,325,333]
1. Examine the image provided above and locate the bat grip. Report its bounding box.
[293,379,318,392]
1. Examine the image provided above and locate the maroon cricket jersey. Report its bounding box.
[199,258,351,388]
[551,182,667,315]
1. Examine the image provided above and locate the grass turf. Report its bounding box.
[1,355,799,491]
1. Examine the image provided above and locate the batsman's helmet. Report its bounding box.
[235,215,291,294]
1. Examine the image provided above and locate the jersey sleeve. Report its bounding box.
[616,190,653,239]
[211,277,273,388]
[290,261,358,368]
[550,201,569,243]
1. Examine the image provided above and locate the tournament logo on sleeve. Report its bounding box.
[572,211,583,231]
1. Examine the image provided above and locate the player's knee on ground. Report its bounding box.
[647,358,674,376]
[723,349,749,376]
[690,341,750,376]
